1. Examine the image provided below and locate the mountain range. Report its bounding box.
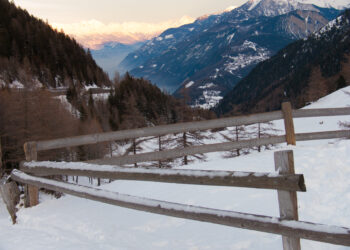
[119,0,342,108]
[215,9,350,115]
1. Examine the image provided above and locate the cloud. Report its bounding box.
[52,16,195,49]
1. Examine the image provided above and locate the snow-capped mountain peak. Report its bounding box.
[298,0,350,9]
[243,0,318,17]
[245,0,350,11]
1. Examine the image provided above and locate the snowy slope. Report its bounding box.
[1,87,350,250]
[298,0,350,9]
[246,0,349,10]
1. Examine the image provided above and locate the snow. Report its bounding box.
[298,0,350,9]
[92,93,109,101]
[195,90,223,109]
[1,87,350,249]
[315,15,344,38]
[227,33,235,44]
[303,87,350,109]
[248,0,263,11]
[84,83,99,90]
[185,81,194,88]
[225,41,270,74]
[23,161,276,179]
[243,0,348,17]
[9,80,24,89]
[165,34,174,39]
[225,51,270,74]
[10,169,350,237]
[210,68,220,79]
[198,82,216,89]
[55,95,79,118]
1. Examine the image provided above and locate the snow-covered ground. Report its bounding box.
[1,87,350,250]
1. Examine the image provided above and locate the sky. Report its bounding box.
[13,0,248,49]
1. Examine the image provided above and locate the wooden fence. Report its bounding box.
[2,102,350,249]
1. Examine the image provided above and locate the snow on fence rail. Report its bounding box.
[9,169,350,247]
[19,161,306,192]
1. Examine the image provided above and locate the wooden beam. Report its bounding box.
[293,107,350,118]
[33,111,284,151]
[27,107,350,152]
[282,102,296,145]
[295,130,350,141]
[84,130,349,167]
[87,135,287,166]
[0,140,2,176]
[23,142,39,207]
[20,162,306,192]
[10,170,350,247]
[275,150,301,250]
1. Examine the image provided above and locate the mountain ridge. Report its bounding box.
[215,9,350,115]
[120,0,340,108]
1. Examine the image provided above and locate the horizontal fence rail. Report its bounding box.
[293,107,350,118]
[28,107,350,152]
[84,130,350,167]
[20,162,306,192]
[295,130,350,142]
[10,170,350,247]
[32,111,285,151]
[87,135,286,166]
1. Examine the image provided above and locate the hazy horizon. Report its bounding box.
[13,0,248,48]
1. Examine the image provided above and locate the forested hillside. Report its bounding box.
[0,0,110,89]
[68,73,215,133]
[0,74,214,175]
[216,9,350,115]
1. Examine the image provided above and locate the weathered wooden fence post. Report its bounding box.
[133,139,138,167]
[23,141,39,207]
[235,126,240,156]
[0,139,3,176]
[274,150,301,250]
[282,102,296,145]
[183,132,188,165]
[158,136,162,168]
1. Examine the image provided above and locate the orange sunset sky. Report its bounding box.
[13,0,247,48]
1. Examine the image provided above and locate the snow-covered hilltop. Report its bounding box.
[243,0,318,16]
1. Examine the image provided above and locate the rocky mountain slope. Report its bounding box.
[215,9,350,115]
[120,0,340,108]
